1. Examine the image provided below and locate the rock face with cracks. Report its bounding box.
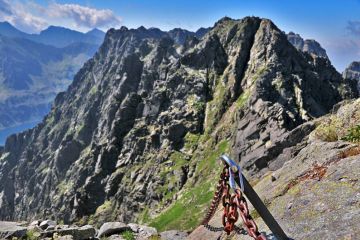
[189,99,360,239]
[0,16,358,235]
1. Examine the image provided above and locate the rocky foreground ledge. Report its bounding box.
[0,221,188,240]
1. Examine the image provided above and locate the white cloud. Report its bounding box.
[0,0,122,33]
[47,3,121,29]
[0,0,12,15]
[0,0,47,33]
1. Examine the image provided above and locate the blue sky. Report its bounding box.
[1,0,360,71]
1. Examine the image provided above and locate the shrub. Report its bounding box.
[314,124,338,142]
[341,125,360,142]
[121,230,135,240]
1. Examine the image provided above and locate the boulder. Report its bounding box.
[57,225,96,240]
[46,225,55,231]
[160,230,188,240]
[98,222,129,238]
[128,223,157,238]
[0,221,27,239]
[29,220,40,226]
[55,224,70,230]
[39,220,57,230]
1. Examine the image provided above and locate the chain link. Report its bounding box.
[233,189,266,240]
[202,162,266,240]
[201,166,227,225]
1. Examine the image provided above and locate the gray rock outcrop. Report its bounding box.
[160,230,188,240]
[189,99,360,239]
[98,222,129,238]
[0,221,27,239]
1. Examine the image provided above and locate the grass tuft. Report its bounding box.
[121,230,135,240]
[341,125,360,142]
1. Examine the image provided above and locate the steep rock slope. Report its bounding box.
[0,17,357,232]
[168,27,209,44]
[189,99,360,240]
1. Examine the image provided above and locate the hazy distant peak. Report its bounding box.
[86,28,103,34]
[287,31,328,59]
[343,61,360,91]
[0,21,27,38]
[40,25,82,35]
[85,28,105,39]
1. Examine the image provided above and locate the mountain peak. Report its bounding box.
[137,26,147,31]
[0,21,13,27]
[87,28,103,34]
[343,61,360,91]
[40,25,80,35]
[0,21,27,38]
[287,31,328,58]
[86,28,105,35]
[216,16,235,24]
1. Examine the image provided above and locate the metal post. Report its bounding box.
[236,174,289,240]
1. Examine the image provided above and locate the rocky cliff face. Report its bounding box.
[287,31,328,59]
[343,61,360,91]
[0,17,357,233]
[189,99,360,239]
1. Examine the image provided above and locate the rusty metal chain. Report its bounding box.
[204,224,247,234]
[233,189,267,240]
[203,224,224,232]
[202,160,266,240]
[201,166,227,225]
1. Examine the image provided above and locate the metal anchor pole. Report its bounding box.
[239,174,289,240]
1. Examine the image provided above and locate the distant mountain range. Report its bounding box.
[0,22,212,144]
[286,32,360,92]
[0,22,105,143]
[0,19,357,147]
[0,21,105,47]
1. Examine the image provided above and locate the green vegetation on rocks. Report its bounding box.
[121,230,135,240]
[149,140,229,231]
[341,125,360,142]
[235,90,250,109]
[25,229,41,240]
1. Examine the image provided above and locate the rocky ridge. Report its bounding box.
[287,31,328,59]
[0,16,358,236]
[343,61,360,91]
